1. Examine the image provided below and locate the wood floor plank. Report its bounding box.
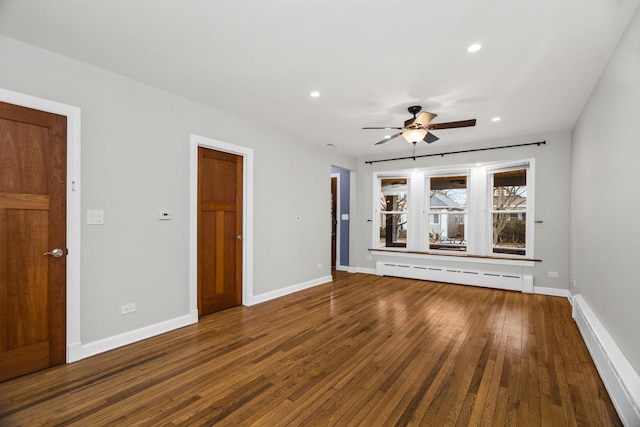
[0,272,622,426]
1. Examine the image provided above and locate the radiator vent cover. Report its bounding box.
[376,262,533,293]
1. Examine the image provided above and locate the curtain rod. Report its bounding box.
[364,141,546,165]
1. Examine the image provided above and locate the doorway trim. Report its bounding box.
[190,134,253,314]
[0,87,82,363]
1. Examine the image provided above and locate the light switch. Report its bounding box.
[87,210,104,225]
[341,214,349,220]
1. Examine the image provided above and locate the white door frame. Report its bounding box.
[0,88,83,363]
[189,134,254,313]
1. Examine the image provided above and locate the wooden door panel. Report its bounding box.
[0,341,49,382]
[0,117,50,195]
[8,210,49,348]
[197,148,242,316]
[0,101,66,381]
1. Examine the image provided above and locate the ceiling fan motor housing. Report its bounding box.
[407,105,422,116]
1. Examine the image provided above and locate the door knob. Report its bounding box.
[237,235,243,241]
[43,248,64,258]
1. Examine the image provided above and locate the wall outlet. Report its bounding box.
[317,263,322,269]
[548,271,559,278]
[366,256,373,261]
[121,303,136,314]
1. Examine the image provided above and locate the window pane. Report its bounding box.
[429,212,467,252]
[380,213,407,248]
[493,169,526,211]
[380,178,407,212]
[429,176,467,212]
[492,212,526,255]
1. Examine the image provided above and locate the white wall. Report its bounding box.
[0,35,356,346]
[571,7,640,373]
[355,131,572,290]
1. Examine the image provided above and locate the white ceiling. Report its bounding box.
[1,0,638,158]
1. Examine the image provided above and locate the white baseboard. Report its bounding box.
[76,274,334,360]
[245,275,333,306]
[533,286,571,298]
[355,267,377,275]
[80,310,198,359]
[573,295,640,426]
[335,265,349,272]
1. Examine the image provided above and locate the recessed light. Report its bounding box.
[467,44,482,53]
[310,91,320,98]
[491,117,501,122]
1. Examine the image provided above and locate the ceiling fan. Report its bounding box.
[364,106,476,146]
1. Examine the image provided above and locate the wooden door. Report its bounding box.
[0,102,67,382]
[197,147,242,316]
[331,177,337,268]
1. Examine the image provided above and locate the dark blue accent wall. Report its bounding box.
[331,166,350,266]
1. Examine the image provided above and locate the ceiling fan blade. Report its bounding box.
[428,119,476,130]
[423,132,439,144]
[362,126,403,130]
[413,111,437,127]
[374,132,402,145]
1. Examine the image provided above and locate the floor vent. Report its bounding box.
[376,262,533,293]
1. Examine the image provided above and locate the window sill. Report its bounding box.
[369,248,540,268]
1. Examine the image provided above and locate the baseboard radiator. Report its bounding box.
[376,261,534,293]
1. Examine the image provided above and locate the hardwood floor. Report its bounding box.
[0,272,620,426]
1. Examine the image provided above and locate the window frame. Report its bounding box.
[487,163,534,259]
[374,174,410,249]
[426,172,470,253]
[372,159,535,259]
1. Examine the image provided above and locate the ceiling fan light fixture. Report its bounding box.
[402,128,427,144]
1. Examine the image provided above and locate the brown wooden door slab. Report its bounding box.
[0,101,67,382]
[331,177,337,268]
[197,147,242,316]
